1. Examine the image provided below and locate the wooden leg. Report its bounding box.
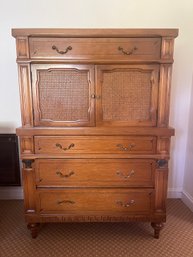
[27,223,40,239]
[151,222,164,239]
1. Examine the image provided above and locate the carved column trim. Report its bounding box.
[157,64,172,127]
[154,160,168,212]
[18,63,33,127]
[22,158,36,214]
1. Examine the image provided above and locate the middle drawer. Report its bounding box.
[35,136,156,154]
[35,159,155,187]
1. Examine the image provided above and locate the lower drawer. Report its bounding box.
[37,189,154,214]
[35,159,155,187]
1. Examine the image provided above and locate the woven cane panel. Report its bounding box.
[102,70,152,121]
[37,69,89,121]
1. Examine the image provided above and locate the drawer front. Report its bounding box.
[29,38,161,60]
[35,136,156,154]
[35,159,155,187]
[37,189,154,214]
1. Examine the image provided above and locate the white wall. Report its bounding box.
[182,75,193,211]
[0,0,193,199]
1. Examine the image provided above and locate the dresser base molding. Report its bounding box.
[25,212,166,238]
[26,217,165,239]
[25,214,166,223]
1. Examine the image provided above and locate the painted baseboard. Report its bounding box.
[0,186,23,200]
[0,186,182,200]
[181,191,193,212]
[167,188,182,198]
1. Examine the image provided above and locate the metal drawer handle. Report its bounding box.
[116,170,135,179]
[116,200,135,208]
[55,143,75,151]
[57,200,75,205]
[118,46,138,55]
[56,170,75,178]
[116,143,136,151]
[52,45,72,54]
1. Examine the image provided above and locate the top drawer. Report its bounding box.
[34,136,156,155]
[29,38,161,60]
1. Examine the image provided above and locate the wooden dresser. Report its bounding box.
[12,28,178,239]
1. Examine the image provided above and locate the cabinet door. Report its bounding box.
[31,64,95,127]
[96,65,159,126]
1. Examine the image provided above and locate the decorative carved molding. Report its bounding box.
[16,37,29,59]
[161,37,174,60]
[157,159,168,169]
[20,136,34,154]
[36,215,152,223]
[22,159,34,169]
[157,136,170,155]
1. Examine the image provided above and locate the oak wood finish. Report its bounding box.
[12,28,178,239]
[12,28,178,38]
[35,159,155,187]
[96,64,159,126]
[16,127,175,136]
[29,37,161,60]
[34,136,156,154]
[31,64,95,127]
[37,188,154,214]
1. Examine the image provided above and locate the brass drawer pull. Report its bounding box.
[55,143,75,151]
[52,45,72,54]
[118,46,138,55]
[57,200,75,205]
[116,143,136,151]
[116,200,135,208]
[56,170,75,178]
[116,170,135,179]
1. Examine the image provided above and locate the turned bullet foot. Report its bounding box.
[27,223,40,239]
[151,222,164,239]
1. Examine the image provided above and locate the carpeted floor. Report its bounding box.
[0,199,193,257]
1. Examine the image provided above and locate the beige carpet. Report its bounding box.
[0,199,193,257]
